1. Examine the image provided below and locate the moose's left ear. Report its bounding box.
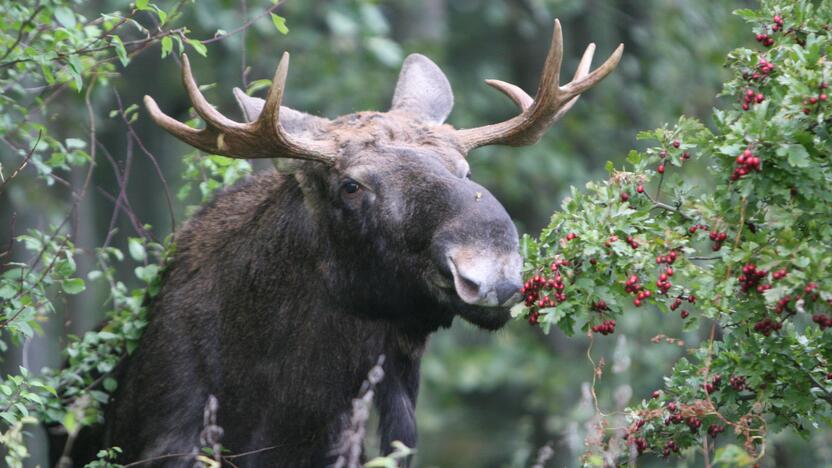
[391,54,454,124]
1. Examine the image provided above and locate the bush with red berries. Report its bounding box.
[518,2,831,464]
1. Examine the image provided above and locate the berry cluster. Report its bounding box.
[738,263,768,293]
[772,268,788,280]
[802,82,829,114]
[731,149,762,181]
[704,374,721,394]
[773,294,792,314]
[656,250,678,265]
[625,274,650,307]
[754,14,784,47]
[688,223,710,234]
[662,440,680,458]
[708,424,725,438]
[812,314,831,330]
[741,88,765,111]
[753,317,782,336]
[751,58,775,82]
[633,437,648,455]
[708,229,729,251]
[522,261,571,324]
[591,320,616,335]
[625,235,639,249]
[685,415,703,433]
[656,266,674,294]
[729,375,746,391]
[669,294,695,311]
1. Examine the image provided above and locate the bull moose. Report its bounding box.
[82,20,621,467]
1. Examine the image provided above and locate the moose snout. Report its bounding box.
[447,248,522,307]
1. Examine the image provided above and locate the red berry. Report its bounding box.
[636,184,644,193]
[652,390,661,399]
[680,310,689,319]
[621,192,630,202]
[821,94,828,101]
[657,164,665,174]
[566,232,577,241]
[672,140,681,148]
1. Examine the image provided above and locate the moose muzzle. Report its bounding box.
[446,247,522,307]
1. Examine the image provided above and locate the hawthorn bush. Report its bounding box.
[518,1,832,464]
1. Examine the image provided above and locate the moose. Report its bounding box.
[79,20,621,467]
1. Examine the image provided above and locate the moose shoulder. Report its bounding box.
[94,20,621,467]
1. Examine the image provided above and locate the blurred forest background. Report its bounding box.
[3,0,829,466]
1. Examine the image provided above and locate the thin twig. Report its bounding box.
[0,130,42,197]
[114,90,177,231]
[200,1,285,45]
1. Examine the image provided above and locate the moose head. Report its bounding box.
[143,20,622,333]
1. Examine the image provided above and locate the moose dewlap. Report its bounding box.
[75,20,621,467]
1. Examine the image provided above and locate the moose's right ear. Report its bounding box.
[232,87,331,135]
[233,87,265,122]
[390,54,454,125]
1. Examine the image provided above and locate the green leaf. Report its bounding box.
[187,39,208,57]
[136,0,151,10]
[61,278,86,295]
[111,36,129,66]
[54,7,77,29]
[128,238,146,262]
[270,13,290,35]
[161,36,173,58]
[777,144,810,168]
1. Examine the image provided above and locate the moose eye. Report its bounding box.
[341,179,362,195]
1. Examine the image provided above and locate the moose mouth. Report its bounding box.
[428,255,521,331]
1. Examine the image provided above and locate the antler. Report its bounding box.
[455,20,624,152]
[143,53,337,165]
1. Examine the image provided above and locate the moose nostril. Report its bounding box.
[448,258,485,304]
[495,279,522,306]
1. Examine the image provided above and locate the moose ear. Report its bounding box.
[233,87,266,122]
[390,54,454,124]
[233,87,330,135]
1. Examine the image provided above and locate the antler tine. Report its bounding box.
[144,94,215,151]
[536,18,564,105]
[549,43,597,123]
[181,54,244,131]
[143,53,337,164]
[455,20,623,152]
[485,80,534,111]
[259,51,290,133]
[562,43,624,98]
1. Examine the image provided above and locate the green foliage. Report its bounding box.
[519,0,832,464]
[0,0,243,464]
